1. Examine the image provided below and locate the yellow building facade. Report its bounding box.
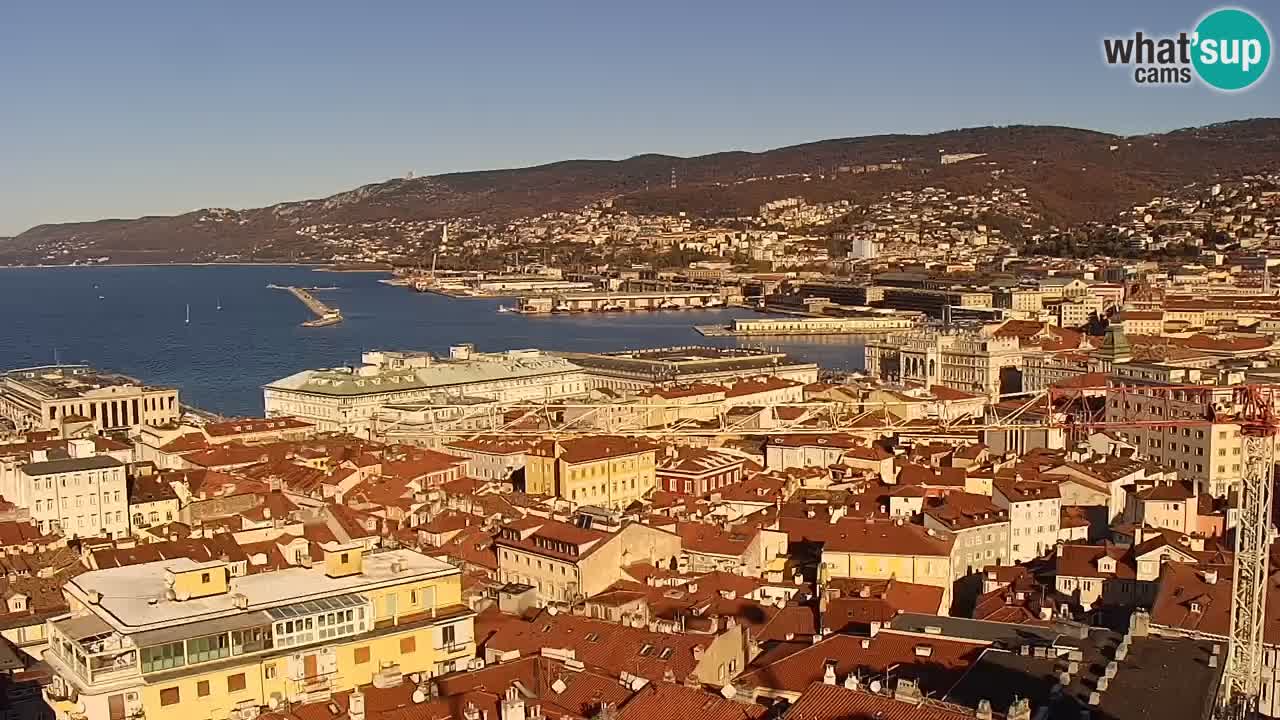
[43,544,475,720]
[525,437,658,509]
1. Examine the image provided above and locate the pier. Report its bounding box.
[274,285,343,327]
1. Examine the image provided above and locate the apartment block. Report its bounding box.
[43,544,475,720]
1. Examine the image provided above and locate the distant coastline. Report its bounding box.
[0,262,390,271]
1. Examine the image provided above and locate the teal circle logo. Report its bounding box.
[1192,8,1271,91]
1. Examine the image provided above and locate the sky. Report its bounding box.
[1,1,1277,236]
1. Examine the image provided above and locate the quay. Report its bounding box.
[273,285,343,327]
[517,290,734,314]
[695,313,921,337]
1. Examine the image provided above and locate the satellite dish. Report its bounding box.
[412,689,426,704]
[870,680,883,693]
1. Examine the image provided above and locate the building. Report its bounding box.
[675,522,788,576]
[783,516,956,609]
[494,519,681,600]
[922,494,1010,577]
[441,436,537,482]
[43,544,476,720]
[1105,363,1245,497]
[0,440,130,539]
[525,437,658,509]
[263,348,591,438]
[127,467,181,534]
[0,365,179,434]
[656,446,746,496]
[561,346,818,392]
[992,479,1061,563]
[864,329,1022,400]
[1113,311,1165,336]
[1123,480,1198,535]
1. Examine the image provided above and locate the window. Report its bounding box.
[639,644,654,656]
[160,688,180,706]
[400,636,417,654]
[201,572,211,583]
[659,647,674,660]
[141,641,185,673]
[355,646,371,664]
[227,673,246,692]
[187,634,230,664]
[264,663,277,680]
[197,681,210,697]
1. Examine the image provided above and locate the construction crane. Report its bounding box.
[372,383,1279,714]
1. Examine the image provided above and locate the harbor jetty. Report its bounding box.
[271,285,343,327]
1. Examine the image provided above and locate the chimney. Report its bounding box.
[1008,698,1032,720]
[349,691,366,720]
[500,686,525,720]
[894,679,923,705]
[823,663,837,685]
[976,700,993,720]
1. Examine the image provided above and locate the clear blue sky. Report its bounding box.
[1,1,1275,236]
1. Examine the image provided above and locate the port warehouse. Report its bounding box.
[517,289,735,313]
[787,280,1006,321]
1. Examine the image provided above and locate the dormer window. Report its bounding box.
[1191,601,1202,613]
[639,644,654,656]
[659,647,674,660]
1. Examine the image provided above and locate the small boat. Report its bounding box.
[658,299,680,310]
[98,295,105,300]
[705,297,725,308]
[216,297,223,311]
[185,304,190,325]
[497,305,514,314]
[552,303,572,313]
[601,301,624,312]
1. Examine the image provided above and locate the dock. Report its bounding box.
[274,285,343,327]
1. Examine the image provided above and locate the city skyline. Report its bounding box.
[1,0,1275,236]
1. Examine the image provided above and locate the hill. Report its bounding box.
[4,120,1279,264]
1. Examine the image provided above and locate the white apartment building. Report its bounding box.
[1106,363,1245,498]
[0,439,130,538]
[992,479,1062,563]
[264,347,591,438]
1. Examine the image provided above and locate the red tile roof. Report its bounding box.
[482,610,718,683]
[735,631,984,695]
[785,682,979,720]
[204,416,314,438]
[617,682,766,720]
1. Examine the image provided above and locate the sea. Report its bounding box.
[0,266,868,417]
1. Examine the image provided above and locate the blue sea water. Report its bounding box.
[0,266,867,417]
